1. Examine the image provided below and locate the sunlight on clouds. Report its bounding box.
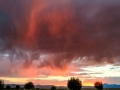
[0,77,28,84]
[0,0,120,86]
[82,65,120,77]
[36,76,70,81]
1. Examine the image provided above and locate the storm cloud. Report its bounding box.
[0,0,120,69]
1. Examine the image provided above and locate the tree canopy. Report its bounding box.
[6,85,11,89]
[67,77,82,90]
[51,86,56,90]
[24,82,34,89]
[15,85,20,89]
[94,81,103,90]
[0,80,4,90]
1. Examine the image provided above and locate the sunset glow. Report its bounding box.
[0,0,120,87]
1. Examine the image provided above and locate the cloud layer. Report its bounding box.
[0,0,120,74]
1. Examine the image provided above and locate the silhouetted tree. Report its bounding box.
[67,77,82,90]
[36,88,40,90]
[94,81,103,90]
[24,82,34,89]
[6,85,11,89]
[0,80,4,90]
[51,86,56,90]
[15,85,20,89]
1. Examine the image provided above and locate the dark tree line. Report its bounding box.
[67,77,103,90]
[24,82,34,89]
[51,86,56,90]
[67,77,82,90]
[0,78,103,90]
[94,81,103,90]
[0,80,4,90]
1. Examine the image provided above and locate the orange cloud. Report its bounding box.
[18,67,38,78]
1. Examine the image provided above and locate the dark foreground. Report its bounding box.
[4,89,120,90]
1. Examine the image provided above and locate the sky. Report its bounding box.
[0,0,120,86]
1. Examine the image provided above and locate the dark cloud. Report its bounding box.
[0,0,120,69]
[0,11,16,52]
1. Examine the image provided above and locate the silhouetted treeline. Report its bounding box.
[0,78,104,90]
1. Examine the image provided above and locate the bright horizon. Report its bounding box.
[0,64,120,86]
